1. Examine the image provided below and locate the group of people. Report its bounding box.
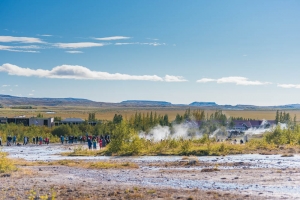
[0,134,109,149]
[60,134,111,150]
[0,135,50,146]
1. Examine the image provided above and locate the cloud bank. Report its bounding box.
[197,76,271,86]
[0,63,186,82]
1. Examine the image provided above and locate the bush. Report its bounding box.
[0,150,16,173]
[107,121,143,155]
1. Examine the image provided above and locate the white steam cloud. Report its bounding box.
[0,63,187,82]
[197,76,272,86]
[140,123,201,142]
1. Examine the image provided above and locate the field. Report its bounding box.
[1,106,300,121]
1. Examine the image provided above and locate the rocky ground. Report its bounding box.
[1,144,300,199]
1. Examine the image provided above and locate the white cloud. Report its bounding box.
[140,42,165,46]
[164,75,187,82]
[115,42,165,46]
[65,51,83,54]
[15,85,18,87]
[28,93,34,96]
[197,76,271,86]
[196,78,215,83]
[39,34,52,37]
[115,42,138,46]
[95,36,130,41]
[0,36,44,43]
[1,84,10,87]
[277,84,300,89]
[32,90,35,92]
[147,38,159,41]
[0,45,40,53]
[0,63,187,82]
[53,42,105,49]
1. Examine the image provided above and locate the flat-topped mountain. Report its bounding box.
[0,94,114,107]
[121,100,172,106]
[189,102,218,107]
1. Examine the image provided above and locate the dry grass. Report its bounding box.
[2,106,297,121]
[0,151,17,174]
[13,159,139,169]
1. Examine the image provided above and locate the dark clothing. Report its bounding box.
[87,138,92,149]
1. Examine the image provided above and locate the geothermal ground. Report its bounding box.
[1,144,300,199]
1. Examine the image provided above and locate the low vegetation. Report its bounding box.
[0,150,17,173]
[14,159,138,169]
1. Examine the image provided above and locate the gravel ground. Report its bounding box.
[1,144,300,199]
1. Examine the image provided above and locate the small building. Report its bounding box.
[61,118,85,125]
[232,120,252,131]
[0,116,54,127]
[29,117,54,128]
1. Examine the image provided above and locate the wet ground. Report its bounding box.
[1,144,300,199]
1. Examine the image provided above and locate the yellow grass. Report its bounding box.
[2,106,298,121]
[13,159,139,169]
[0,151,17,173]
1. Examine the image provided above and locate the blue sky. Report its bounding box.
[0,1,300,106]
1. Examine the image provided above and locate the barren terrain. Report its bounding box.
[1,144,300,199]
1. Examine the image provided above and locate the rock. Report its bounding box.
[0,174,11,177]
[39,168,42,171]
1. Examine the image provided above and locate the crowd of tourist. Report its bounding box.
[0,135,50,146]
[0,134,110,150]
[60,134,110,150]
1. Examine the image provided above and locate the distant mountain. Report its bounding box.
[189,102,217,107]
[121,100,172,106]
[1,94,300,110]
[0,94,115,107]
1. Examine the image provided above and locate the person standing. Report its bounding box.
[98,138,102,149]
[93,139,97,150]
[33,137,36,144]
[60,135,64,144]
[13,135,17,145]
[35,136,38,144]
[87,137,92,150]
[0,136,2,146]
[39,136,43,145]
[23,136,27,145]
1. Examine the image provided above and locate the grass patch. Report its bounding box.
[61,146,106,156]
[0,150,17,173]
[13,159,138,169]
